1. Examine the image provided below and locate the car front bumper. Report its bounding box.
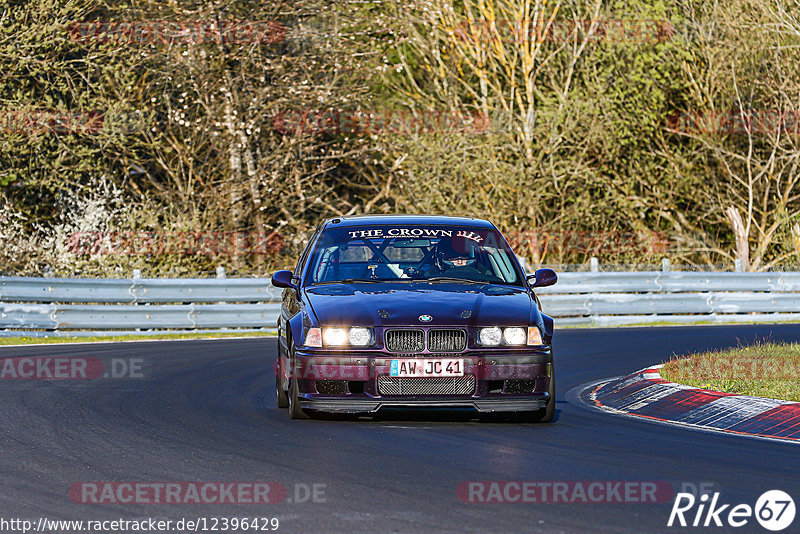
[284,350,553,414]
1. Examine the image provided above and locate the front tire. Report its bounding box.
[288,376,309,419]
[287,344,309,419]
[538,364,556,422]
[276,370,289,409]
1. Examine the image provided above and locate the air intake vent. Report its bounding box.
[504,379,538,394]
[377,376,476,396]
[316,380,348,394]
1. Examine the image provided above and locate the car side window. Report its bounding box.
[294,225,322,278]
[314,246,337,281]
[489,248,516,281]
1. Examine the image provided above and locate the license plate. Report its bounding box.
[389,359,464,378]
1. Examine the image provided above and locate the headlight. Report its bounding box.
[316,327,374,347]
[349,327,372,346]
[503,327,527,345]
[527,326,543,346]
[323,327,348,346]
[304,327,322,347]
[478,326,543,346]
[479,327,503,346]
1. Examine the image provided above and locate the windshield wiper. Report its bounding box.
[423,277,488,285]
[313,278,387,285]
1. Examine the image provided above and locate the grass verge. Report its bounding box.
[0,331,275,346]
[660,342,800,402]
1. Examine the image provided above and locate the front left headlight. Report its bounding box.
[348,327,372,346]
[321,327,373,347]
[323,327,348,346]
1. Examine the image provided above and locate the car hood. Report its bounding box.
[304,283,533,327]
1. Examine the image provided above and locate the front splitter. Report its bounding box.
[299,394,549,414]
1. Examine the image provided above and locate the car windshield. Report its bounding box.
[306,225,523,286]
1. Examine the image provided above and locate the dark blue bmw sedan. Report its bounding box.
[271,215,557,421]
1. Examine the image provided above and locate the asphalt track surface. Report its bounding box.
[2,325,800,533]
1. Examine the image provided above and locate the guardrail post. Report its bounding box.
[590,257,599,273]
[215,266,226,305]
[734,259,743,272]
[661,258,671,272]
[131,269,143,331]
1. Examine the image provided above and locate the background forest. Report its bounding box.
[2,0,800,275]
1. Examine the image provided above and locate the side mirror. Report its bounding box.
[271,270,297,289]
[527,268,557,288]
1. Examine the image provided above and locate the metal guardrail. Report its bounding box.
[0,303,282,330]
[0,276,282,333]
[535,271,800,326]
[0,270,798,332]
[0,277,281,303]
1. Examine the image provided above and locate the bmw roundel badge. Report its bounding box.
[419,314,433,322]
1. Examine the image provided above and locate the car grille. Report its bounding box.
[428,329,466,352]
[377,375,476,396]
[385,329,424,353]
[385,328,466,353]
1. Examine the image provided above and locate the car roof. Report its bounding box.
[321,214,496,229]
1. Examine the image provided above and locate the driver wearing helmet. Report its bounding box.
[425,237,490,279]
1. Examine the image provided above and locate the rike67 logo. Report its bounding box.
[668,490,795,531]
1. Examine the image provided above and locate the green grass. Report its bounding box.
[660,342,800,402]
[0,331,275,346]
